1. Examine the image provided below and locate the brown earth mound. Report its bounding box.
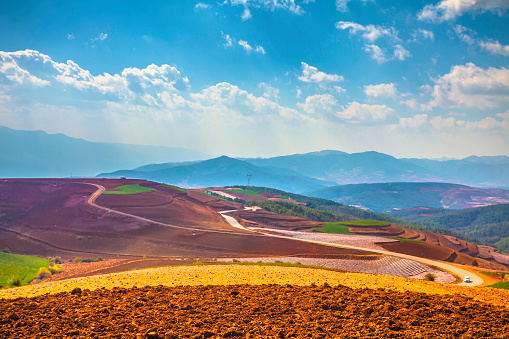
[233,209,323,231]
[1,284,508,338]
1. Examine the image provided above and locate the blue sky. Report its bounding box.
[0,0,508,158]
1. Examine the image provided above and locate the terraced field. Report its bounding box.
[218,256,457,283]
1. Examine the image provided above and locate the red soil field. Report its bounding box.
[0,179,371,260]
[1,284,508,338]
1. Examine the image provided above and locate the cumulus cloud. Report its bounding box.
[298,62,343,89]
[259,82,279,99]
[0,49,190,106]
[191,82,299,119]
[418,0,509,22]
[400,113,508,131]
[298,94,396,124]
[67,34,75,40]
[425,63,509,110]
[335,21,399,42]
[480,40,509,56]
[364,83,398,99]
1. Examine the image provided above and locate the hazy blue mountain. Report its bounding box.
[244,151,509,188]
[307,182,509,212]
[98,156,335,193]
[245,151,435,184]
[0,126,209,177]
[401,157,509,188]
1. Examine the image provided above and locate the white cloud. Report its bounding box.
[411,29,434,41]
[335,0,375,12]
[222,32,234,47]
[191,82,299,119]
[363,44,389,63]
[259,82,279,99]
[400,98,421,110]
[255,45,266,54]
[454,25,509,57]
[195,3,211,9]
[418,0,509,22]
[335,21,398,42]
[241,7,252,20]
[453,25,475,45]
[67,34,75,40]
[400,113,508,131]
[298,94,396,124]
[238,40,253,53]
[479,40,509,56]
[425,63,509,110]
[296,87,302,98]
[222,33,265,54]
[225,0,307,18]
[365,83,398,99]
[393,45,411,61]
[0,50,190,106]
[298,62,344,88]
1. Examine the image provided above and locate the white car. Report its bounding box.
[464,276,471,283]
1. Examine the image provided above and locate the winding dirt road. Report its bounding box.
[218,211,483,287]
[88,185,482,286]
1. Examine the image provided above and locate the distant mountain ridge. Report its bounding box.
[0,126,209,177]
[307,182,509,212]
[98,156,336,194]
[244,151,509,188]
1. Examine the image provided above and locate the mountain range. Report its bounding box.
[0,126,209,177]
[307,182,509,212]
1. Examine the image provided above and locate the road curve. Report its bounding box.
[85,184,249,236]
[88,185,482,286]
[219,214,483,287]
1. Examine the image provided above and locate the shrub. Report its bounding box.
[49,264,64,274]
[11,278,21,286]
[2,247,11,253]
[424,273,436,282]
[74,257,82,262]
[36,267,52,280]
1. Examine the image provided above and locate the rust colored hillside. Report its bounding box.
[0,179,370,260]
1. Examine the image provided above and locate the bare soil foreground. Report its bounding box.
[1,283,508,338]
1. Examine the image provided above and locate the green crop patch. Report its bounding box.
[160,184,186,192]
[0,253,49,287]
[388,237,426,243]
[102,184,155,195]
[488,281,509,290]
[337,220,391,227]
[228,189,263,197]
[314,222,351,234]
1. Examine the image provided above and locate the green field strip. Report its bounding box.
[102,184,155,195]
[314,222,352,234]
[336,220,391,227]
[0,253,49,287]
[228,189,263,197]
[160,184,186,192]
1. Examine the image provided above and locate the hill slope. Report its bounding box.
[307,182,509,212]
[390,204,509,252]
[98,156,336,194]
[0,126,209,178]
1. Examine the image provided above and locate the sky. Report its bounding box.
[0,0,508,159]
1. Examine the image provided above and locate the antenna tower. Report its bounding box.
[246,174,252,189]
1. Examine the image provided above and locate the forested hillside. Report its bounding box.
[229,186,478,243]
[390,204,509,252]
